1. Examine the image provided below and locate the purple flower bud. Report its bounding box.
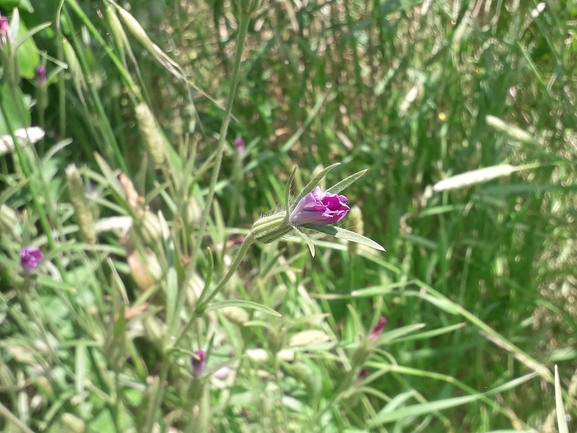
[289,187,350,226]
[368,317,387,342]
[0,16,8,39]
[20,247,43,273]
[234,136,245,157]
[358,369,370,379]
[36,65,47,86]
[191,350,206,378]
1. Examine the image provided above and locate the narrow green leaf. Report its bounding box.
[555,365,569,433]
[371,394,479,425]
[285,166,298,216]
[0,84,30,133]
[206,300,281,317]
[370,372,537,425]
[293,163,341,206]
[281,92,330,152]
[293,228,315,257]
[113,307,125,338]
[165,268,178,329]
[305,224,385,251]
[326,169,367,194]
[377,324,426,344]
[14,21,51,53]
[351,281,414,297]
[93,152,125,200]
[392,323,467,343]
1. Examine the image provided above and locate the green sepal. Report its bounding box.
[293,163,340,208]
[305,224,385,252]
[326,169,367,194]
[293,228,315,257]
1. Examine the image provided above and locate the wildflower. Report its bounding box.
[191,350,206,378]
[20,247,43,273]
[289,186,349,226]
[36,65,47,86]
[234,136,245,157]
[368,317,387,342]
[0,15,9,41]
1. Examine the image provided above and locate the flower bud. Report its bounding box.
[20,247,43,273]
[191,350,206,379]
[368,317,387,342]
[133,211,162,245]
[283,362,321,399]
[66,164,96,244]
[135,102,166,169]
[105,4,129,62]
[0,204,20,240]
[184,271,205,307]
[234,136,245,157]
[127,248,162,291]
[288,330,331,347]
[36,65,47,86]
[60,413,85,433]
[221,306,249,326]
[142,316,166,350]
[251,212,293,243]
[183,196,202,227]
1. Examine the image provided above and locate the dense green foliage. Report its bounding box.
[1,0,576,432]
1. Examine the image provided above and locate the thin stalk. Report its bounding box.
[145,14,251,433]
[61,6,128,172]
[173,10,252,334]
[171,231,255,351]
[199,231,255,307]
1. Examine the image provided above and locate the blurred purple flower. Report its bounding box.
[289,187,349,226]
[214,365,232,380]
[0,16,10,39]
[20,247,43,273]
[234,136,245,157]
[191,350,206,378]
[368,317,387,342]
[358,369,370,379]
[36,65,47,86]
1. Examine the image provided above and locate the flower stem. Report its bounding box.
[175,7,251,327]
[145,11,252,433]
[199,230,255,307]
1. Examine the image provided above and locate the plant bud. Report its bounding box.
[288,330,331,347]
[60,413,85,433]
[184,272,205,307]
[267,325,286,356]
[0,204,20,240]
[105,4,129,62]
[62,38,87,97]
[134,211,162,245]
[135,102,166,169]
[221,306,249,326]
[66,164,96,244]
[127,249,162,291]
[283,362,321,399]
[142,316,166,351]
[251,212,292,244]
[184,196,202,226]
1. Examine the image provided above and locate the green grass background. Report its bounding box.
[1,0,576,432]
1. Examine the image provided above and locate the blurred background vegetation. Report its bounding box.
[1,0,576,432]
